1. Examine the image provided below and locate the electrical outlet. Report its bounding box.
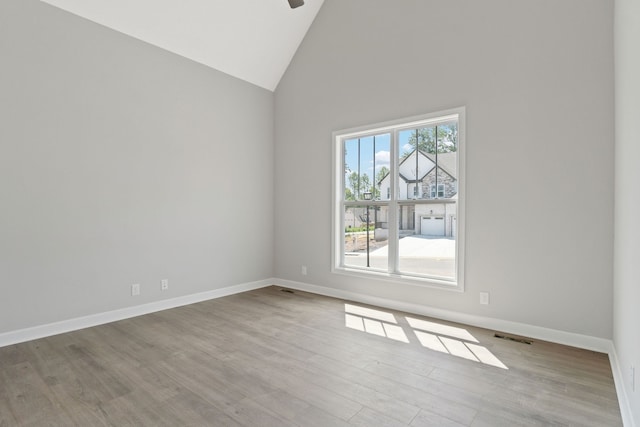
[631,365,635,392]
[301,265,307,275]
[161,279,169,291]
[480,292,490,305]
[131,283,140,296]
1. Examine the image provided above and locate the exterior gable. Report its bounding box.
[377,149,457,200]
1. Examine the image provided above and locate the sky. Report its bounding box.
[344,131,414,183]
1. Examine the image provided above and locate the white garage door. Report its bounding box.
[421,216,445,236]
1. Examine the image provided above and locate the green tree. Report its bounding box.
[360,173,371,195]
[374,166,390,199]
[376,166,390,186]
[347,172,359,198]
[402,124,457,159]
[346,172,372,200]
[344,188,355,201]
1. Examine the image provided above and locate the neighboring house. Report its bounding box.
[344,208,365,229]
[377,149,457,237]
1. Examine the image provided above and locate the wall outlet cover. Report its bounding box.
[480,292,490,305]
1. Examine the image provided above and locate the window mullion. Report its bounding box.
[338,138,344,268]
[388,130,399,274]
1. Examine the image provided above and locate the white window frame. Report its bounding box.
[331,107,466,291]
[430,183,445,199]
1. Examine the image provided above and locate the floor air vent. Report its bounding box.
[494,332,533,345]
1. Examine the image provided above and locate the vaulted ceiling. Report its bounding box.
[40,0,325,91]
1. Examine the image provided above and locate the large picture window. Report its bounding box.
[332,108,465,289]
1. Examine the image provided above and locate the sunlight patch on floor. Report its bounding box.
[343,304,508,369]
[414,330,449,353]
[439,336,479,361]
[344,306,409,343]
[406,317,479,343]
[466,343,509,369]
[345,304,397,324]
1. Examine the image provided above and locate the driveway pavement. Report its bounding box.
[371,235,455,258]
[344,235,456,278]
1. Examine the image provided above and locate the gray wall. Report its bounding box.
[0,0,619,349]
[275,0,614,338]
[614,0,640,422]
[0,0,274,333]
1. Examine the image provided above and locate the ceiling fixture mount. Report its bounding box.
[288,0,304,8]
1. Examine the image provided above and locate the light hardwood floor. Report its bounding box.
[0,286,622,426]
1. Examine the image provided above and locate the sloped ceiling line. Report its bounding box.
[40,0,325,91]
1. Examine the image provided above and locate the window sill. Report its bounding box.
[332,266,463,292]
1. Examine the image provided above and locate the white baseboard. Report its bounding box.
[0,279,272,348]
[609,345,637,427]
[274,279,612,353]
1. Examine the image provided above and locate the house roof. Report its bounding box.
[378,150,457,185]
[424,151,456,179]
[40,0,325,91]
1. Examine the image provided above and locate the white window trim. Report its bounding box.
[331,107,466,292]
[430,183,445,199]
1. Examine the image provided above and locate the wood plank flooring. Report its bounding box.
[0,286,622,426]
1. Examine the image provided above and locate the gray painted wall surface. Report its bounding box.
[0,0,620,349]
[275,0,614,338]
[614,0,640,422]
[0,0,274,333]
